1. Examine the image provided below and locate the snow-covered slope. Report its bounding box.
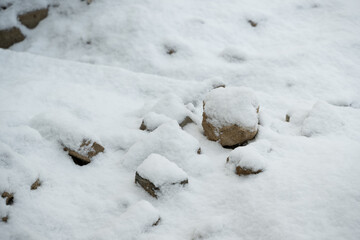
[1,0,360,239]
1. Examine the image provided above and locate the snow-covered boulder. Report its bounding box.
[0,27,25,49]
[202,87,259,147]
[227,145,266,176]
[124,121,200,171]
[135,154,188,198]
[140,94,195,131]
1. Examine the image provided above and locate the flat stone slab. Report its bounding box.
[64,139,104,166]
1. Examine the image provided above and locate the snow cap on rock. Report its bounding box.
[137,153,188,187]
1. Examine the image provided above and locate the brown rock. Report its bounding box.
[285,114,290,122]
[135,172,188,198]
[0,27,25,49]
[1,215,8,223]
[248,20,258,27]
[197,147,201,154]
[202,112,258,148]
[235,166,262,176]
[31,179,41,190]
[152,217,161,226]
[179,116,194,128]
[64,140,104,166]
[18,8,48,29]
[1,192,14,205]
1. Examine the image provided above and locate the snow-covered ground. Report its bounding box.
[1,0,360,239]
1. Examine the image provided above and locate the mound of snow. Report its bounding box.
[140,112,172,131]
[203,87,259,130]
[137,153,188,187]
[123,121,200,171]
[302,101,345,137]
[29,110,100,150]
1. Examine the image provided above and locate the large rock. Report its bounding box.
[18,8,48,29]
[135,154,188,198]
[64,139,104,166]
[202,87,259,147]
[0,27,25,49]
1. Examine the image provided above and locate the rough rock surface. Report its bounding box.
[202,87,259,147]
[18,8,49,29]
[235,165,262,175]
[64,139,104,166]
[0,27,25,49]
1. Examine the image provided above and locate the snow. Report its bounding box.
[123,121,200,172]
[1,0,360,239]
[204,87,259,129]
[136,153,188,187]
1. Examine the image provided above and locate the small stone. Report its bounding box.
[1,192,14,205]
[166,47,176,55]
[18,8,49,29]
[1,215,8,223]
[179,116,194,128]
[0,27,25,49]
[197,148,201,154]
[64,139,104,166]
[285,114,290,122]
[152,217,161,226]
[248,20,258,27]
[31,179,41,190]
[235,166,262,175]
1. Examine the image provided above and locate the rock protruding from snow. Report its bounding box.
[227,145,266,176]
[18,8,48,29]
[30,179,41,190]
[135,154,188,198]
[124,121,200,171]
[140,94,195,131]
[1,192,14,205]
[202,87,259,147]
[0,27,25,49]
[64,139,104,166]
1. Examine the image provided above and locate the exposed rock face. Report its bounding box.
[235,165,262,175]
[202,87,259,148]
[18,8,49,29]
[64,140,104,166]
[1,192,14,205]
[203,113,258,147]
[31,179,41,190]
[135,172,160,198]
[0,27,25,49]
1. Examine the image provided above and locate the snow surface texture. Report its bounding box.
[136,154,188,187]
[204,87,259,129]
[1,0,360,239]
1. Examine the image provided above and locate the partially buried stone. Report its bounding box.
[0,27,25,49]
[1,192,14,205]
[64,140,104,166]
[135,154,188,198]
[1,215,8,223]
[18,8,48,29]
[31,179,41,190]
